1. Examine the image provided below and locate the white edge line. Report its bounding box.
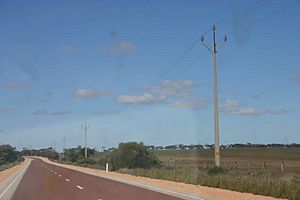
[0,160,31,199]
[76,185,83,190]
[89,173,207,200]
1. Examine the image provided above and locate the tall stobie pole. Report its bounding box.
[200,25,227,167]
[82,122,90,158]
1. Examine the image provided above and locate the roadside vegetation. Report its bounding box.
[0,144,24,171]
[57,142,160,170]
[119,164,300,200]
[18,142,300,199]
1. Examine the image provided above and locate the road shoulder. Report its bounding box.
[0,158,31,200]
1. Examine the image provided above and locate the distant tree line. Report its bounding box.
[145,143,300,151]
[0,145,23,166]
[21,147,59,160]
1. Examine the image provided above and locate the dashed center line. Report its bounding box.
[65,179,70,182]
[76,185,84,190]
[54,172,57,174]
[58,175,62,177]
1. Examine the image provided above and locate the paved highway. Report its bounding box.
[11,159,184,200]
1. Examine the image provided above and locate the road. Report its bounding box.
[11,159,184,200]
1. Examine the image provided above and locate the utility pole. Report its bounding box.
[200,25,227,167]
[54,141,57,152]
[82,122,90,158]
[62,136,67,152]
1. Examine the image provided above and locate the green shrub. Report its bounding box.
[76,157,96,165]
[0,145,20,165]
[108,142,160,170]
[208,167,226,175]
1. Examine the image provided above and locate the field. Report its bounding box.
[118,147,300,199]
[63,147,300,199]
[153,147,300,173]
[153,147,300,161]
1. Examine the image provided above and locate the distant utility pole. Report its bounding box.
[54,141,57,151]
[82,122,90,158]
[200,25,227,167]
[62,136,67,152]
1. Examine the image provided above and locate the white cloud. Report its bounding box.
[61,44,74,52]
[117,80,197,106]
[220,99,267,116]
[32,109,73,116]
[138,80,196,99]
[5,81,30,89]
[116,93,159,105]
[73,89,113,99]
[173,99,207,109]
[290,68,300,82]
[51,111,72,116]
[32,109,48,116]
[251,95,261,100]
[152,80,195,98]
[0,108,11,114]
[103,41,136,56]
[269,109,289,115]
[93,110,122,116]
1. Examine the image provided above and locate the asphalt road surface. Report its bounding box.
[12,159,183,200]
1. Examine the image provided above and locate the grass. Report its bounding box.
[120,148,300,199]
[0,159,24,171]
[59,148,300,199]
[119,167,300,200]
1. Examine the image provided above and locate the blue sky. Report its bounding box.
[0,0,300,151]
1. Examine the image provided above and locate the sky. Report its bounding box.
[0,0,300,151]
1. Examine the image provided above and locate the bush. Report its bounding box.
[108,142,160,170]
[208,167,226,175]
[63,146,96,162]
[76,157,97,165]
[0,145,20,165]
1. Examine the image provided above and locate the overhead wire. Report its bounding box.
[176,0,299,79]
[116,0,298,113]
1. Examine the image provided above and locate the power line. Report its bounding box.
[216,0,273,28]
[174,54,206,79]
[249,1,300,25]
[223,1,300,39]
[148,0,276,87]
[116,0,298,115]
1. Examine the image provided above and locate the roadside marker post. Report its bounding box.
[106,163,109,172]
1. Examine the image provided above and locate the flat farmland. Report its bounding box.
[153,148,300,173]
[153,147,300,161]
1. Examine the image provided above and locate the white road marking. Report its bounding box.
[76,185,84,190]
[65,179,70,182]
[54,172,57,174]
[58,175,62,177]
